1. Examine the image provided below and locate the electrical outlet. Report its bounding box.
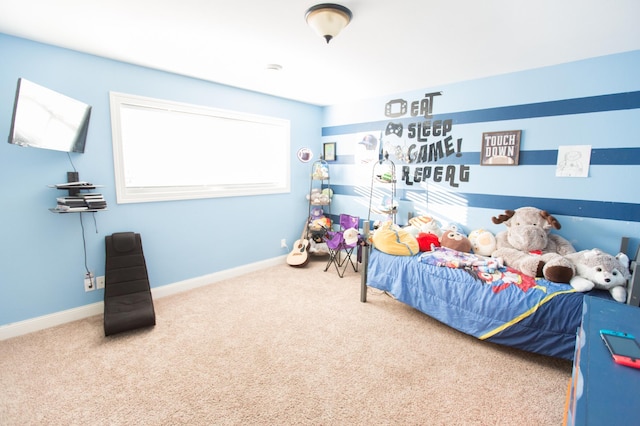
[281,238,287,249]
[96,275,105,289]
[84,272,95,292]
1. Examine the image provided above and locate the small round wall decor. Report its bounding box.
[297,148,313,163]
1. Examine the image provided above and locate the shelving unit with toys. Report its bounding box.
[368,152,397,225]
[306,159,332,255]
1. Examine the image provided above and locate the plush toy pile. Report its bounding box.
[307,188,331,206]
[373,216,482,256]
[368,206,631,300]
[373,214,502,257]
[308,207,330,229]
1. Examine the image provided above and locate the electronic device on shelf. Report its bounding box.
[49,172,107,213]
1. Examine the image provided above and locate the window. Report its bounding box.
[109,92,290,203]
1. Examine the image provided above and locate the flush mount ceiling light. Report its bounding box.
[305,3,352,44]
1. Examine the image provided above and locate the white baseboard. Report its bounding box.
[151,256,285,298]
[0,302,105,342]
[0,256,286,341]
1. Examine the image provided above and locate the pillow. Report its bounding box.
[372,222,419,256]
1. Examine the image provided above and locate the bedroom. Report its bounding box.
[1,1,639,342]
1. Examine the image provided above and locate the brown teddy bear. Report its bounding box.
[440,229,472,253]
[491,207,576,283]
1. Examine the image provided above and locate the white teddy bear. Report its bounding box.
[565,248,631,303]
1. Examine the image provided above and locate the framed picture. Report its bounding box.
[480,130,521,166]
[323,142,336,162]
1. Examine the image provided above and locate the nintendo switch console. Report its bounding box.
[600,329,640,369]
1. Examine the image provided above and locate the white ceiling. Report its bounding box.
[1,0,639,106]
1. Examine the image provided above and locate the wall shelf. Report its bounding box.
[49,171,107,213]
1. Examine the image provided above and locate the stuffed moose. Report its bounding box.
[491,207,576,283]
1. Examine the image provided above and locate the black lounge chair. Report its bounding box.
[104,232,156,336]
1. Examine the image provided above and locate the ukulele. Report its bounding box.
[286,219,310,267]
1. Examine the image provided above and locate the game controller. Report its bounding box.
[385,122,403,137]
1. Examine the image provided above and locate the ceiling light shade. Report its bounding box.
[305,3,352,44]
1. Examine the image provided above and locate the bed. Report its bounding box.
[359,240,611,361]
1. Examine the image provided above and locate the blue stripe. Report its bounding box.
[463,194,639,222]
[322,91,640,136]
[521,148,640,165]
[330,184,639,222]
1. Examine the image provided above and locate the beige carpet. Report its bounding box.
[0,257,571,425]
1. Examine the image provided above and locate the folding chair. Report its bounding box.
[324,214,360,277]
[324,230,344,275]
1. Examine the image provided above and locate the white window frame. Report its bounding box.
[109,92,290,203]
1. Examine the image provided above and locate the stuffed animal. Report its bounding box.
[310,207,324,221]
[442,222,467,237]
[440,229,472,253]
[468,229,496,257]
[372,221,419,256]
[491,207,576,283]
[312,162,329,179]
[309,217,331,232]
[408,215,443,237]
[402,224,420,238]
[416,232,440,252]
[307,188,321,204]
[307,188,331,205]
[565,249,631,302]
[422,220,443,237]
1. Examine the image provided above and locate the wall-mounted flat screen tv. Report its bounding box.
[8,78,92,153]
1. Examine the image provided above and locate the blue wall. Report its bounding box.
[323,50,640,257]
[1,32,639,328]
[0,34,322,326]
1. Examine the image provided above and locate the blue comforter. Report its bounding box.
[366,247,606,360]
